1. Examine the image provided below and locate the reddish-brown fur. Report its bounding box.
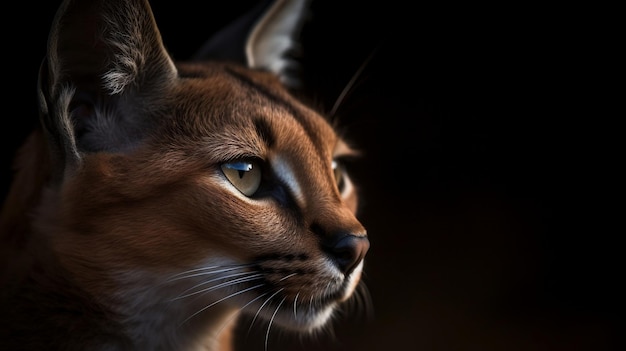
[1,1,368,350]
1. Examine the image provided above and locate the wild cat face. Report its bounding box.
[36,0,370,335]
[53,62,369,331]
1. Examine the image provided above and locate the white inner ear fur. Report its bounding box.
[100,4,177,95]
[245,0,309,77]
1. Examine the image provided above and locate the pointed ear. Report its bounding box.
[39,0,176,181]
[193,0,310,89]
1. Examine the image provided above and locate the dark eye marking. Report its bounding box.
[223,67,327,156]
[254,118,275,148]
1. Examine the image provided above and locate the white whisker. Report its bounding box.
[278,272,297,281]
[165,264,252,283]
[172,271,258,299]
[181,283,265,325]
[265,297,286,351]
[171,273,263,301]
[247,288,284,336]
[166,264,239,280]
[216,291,270,337]
[293,292,300,319]
[329,46,379,118]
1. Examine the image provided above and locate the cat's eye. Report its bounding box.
[221,160,261,196]
[332,160,346,192]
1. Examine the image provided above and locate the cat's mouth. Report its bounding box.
[255,261,359,301]
[240,285,342,332]
[236,261,364,331]
[169,257,364,332]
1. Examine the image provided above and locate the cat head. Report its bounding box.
[36,0,369,337]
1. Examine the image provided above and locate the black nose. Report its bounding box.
[326,234,370,275]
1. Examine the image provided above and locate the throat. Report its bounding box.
[110,271,241,351]
[124,304,239,350]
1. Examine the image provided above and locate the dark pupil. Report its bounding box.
[228,162,252,179]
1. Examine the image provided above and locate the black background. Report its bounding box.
[1,1,619,350]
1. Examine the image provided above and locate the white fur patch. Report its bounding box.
[271,155,305,206]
